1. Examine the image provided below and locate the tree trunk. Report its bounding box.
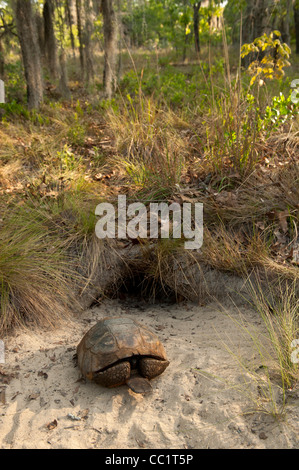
[55,0,71,98]
[193,2,201,55]
[35,9,45,62]
[242,0,272,43]
[76,0,85,76]
[43,0,58,78]
[0,37,4,78]
[101,0,117,99]
[115,0,123,81]
[83,0,94,85]
[58,48,71,98]
[15,0,43,109]
[280,0,291,45]
[242,0,271,66]
[294,1,299,54]
[66,0,76,56]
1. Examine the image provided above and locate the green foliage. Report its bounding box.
[0,100,50,125]
[121,0,222,53]
[98,98,119,113]
[0,100,30,119]
[57,144,81,171]
[290,79,299,105]
[120,64,223,108]
[263,92,299,132]
[3,60,26,102]
[67,112,86,146]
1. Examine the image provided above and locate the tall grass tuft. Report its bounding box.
[248,276,299,391]
[218,276,298,419]
[104,92,188,193]
[0,205,79,332]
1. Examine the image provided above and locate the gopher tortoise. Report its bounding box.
[76,317,169,393]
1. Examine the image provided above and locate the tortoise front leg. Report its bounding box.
[94,361,130,388]
[139,357,169,380]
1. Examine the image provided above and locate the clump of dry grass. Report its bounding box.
[198,226,268,274]
[0,211,76,332]
[249,277,299,390]
[218,274,298,418]
[104,94,189,191]
[0,178,109,333]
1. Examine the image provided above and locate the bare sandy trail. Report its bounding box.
[0,298,298,449]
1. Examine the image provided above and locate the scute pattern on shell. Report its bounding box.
[77,317,168,378]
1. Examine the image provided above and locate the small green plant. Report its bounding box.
[90,147,106,167]
[0,101,50,125]
[99,98,119,113]
[263,92,298,133]
[75,99,84,117]
[57,144,80,171]
[67,112,86,146]
[0,100,30,119]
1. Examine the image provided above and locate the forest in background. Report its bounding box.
[1,1,299,106]
[0,0,298,394]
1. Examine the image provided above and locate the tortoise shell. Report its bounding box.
[77,316,168,379]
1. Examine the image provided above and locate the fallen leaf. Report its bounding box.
[79,408,89,420]
[277,210,289,233]
[256,221,265,231]
[273,229,287,245]
[47,419,58,430]
[180,195,194,204]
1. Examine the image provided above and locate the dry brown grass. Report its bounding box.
[104,94,189,191]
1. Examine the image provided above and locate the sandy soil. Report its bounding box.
[0,297,298,449]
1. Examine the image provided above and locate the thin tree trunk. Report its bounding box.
[181,0,189,62]
[83,0,94,85]
[193,2,201,55]
[58,48,71,98]
[0,37,4,78]
[294,1,299,54]
[66,0,76,56]
[101,0,117,99]
[55,0,71,98]
[280,0,291,45]
[43,0,58,78]
[15,0,43,109]
[76,0,85,76]
[116,0,122,81]
[182,33,188,62]
[35,8,45,62]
